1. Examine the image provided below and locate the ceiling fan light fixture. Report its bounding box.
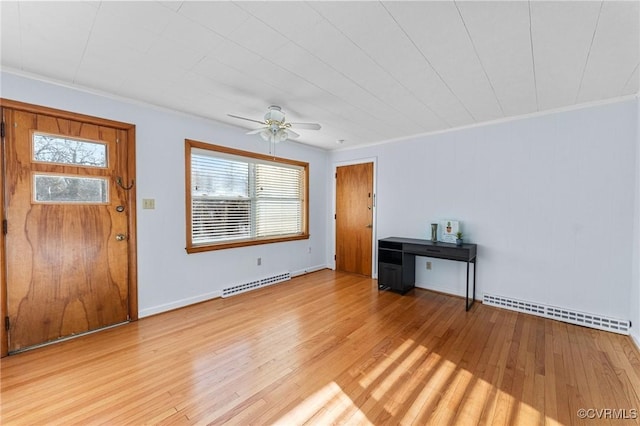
[264,105,285,123]
[275,129,289,143]
[229,105,320,148]
[258,127,289,143]
[259,128,272,142]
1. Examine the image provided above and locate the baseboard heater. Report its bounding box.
[483,293,630,335]
[222,272,291,298]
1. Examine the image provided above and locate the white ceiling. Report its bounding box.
[1,1,638,150]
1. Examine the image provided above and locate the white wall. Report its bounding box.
[1,71,330,317]
[632,99,640,347]
[331,99,638,322]
[3,70,639,331]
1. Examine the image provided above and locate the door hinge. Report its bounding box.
[2,219,6,235]
[4,316,9,331]
[334,214,336,220]
[334,254,336,260]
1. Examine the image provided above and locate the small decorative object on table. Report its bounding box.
[430,223,438,242]
[456,231,463,246]
[440,220,459,243]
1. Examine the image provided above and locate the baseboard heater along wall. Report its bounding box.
[483,293,631,335]
[222,272,291,298]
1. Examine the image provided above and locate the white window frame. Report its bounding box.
[185,139,309,253]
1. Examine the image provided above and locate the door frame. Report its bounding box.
[0,98,138,357]
[332,157,377,277]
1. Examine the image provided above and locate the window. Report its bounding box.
[31,132,110,204]
[33,132,108,167]
[33,174,108,203]
[185,140,309,253]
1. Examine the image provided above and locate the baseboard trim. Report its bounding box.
[632,333,640,352]
[138,265,329,318]
[291,264,328,277]
[413,286,469,301]
[414,283,465,299]
[139,290,222,318]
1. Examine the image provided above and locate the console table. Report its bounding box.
[378,237,478,310]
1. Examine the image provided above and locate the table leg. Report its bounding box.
[466,261,470,311]
[473,258,477,304]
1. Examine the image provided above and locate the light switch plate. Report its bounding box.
[142,198,155,209]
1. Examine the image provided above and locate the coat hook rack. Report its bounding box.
[116,176,135,190]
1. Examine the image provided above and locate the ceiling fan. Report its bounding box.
[228,105,321,144]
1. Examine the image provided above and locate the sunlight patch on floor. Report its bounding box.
[373,340,427,404]
[359,339,416,388]
[522,404,545,425]
[272,339,549,425]
[273,382,372,426]
[423,367,475,424]
[449,369,494,424]
[399,356,456,423]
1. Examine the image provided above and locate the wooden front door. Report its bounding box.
[3,106,135,353]
[335,162,374,276]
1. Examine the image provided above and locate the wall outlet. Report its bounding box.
[426,261,432,270]
[308,247,312,253]
[257,257,262,266]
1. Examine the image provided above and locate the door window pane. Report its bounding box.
[33,133,107,167]
[33,174,108,203]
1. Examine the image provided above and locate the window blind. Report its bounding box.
[190,150,304,246]
[255,164,303,237]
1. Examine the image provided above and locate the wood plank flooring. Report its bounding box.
[1,269,640,425]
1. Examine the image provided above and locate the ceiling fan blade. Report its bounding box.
[290,122,321,130]
[246,128,267,135]
[285,129,300,139]
[228,114,266,125]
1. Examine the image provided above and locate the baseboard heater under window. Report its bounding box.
[222,272,291,298]
[483,293,631,335]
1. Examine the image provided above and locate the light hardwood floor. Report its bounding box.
[2,269,640,425]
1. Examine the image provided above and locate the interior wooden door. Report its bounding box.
[3,108,131,352]
[335,162,373,276]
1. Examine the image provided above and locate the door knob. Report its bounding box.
[365,224,373,228]
[115,234,127,241]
